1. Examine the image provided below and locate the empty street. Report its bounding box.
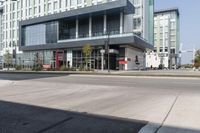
[0,73,200,133]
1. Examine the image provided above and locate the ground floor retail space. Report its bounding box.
[18,45,146,71]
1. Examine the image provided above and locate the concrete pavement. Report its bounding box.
[0,69,200,78]
[0,73,200,133]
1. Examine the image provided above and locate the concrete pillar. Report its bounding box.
[67,0,70,10]
[67,50,73,68]
[76,18,79,39]
[89,16,92,37]
[81,0,85,7]
[143,52,146,69]
[86,0,92,6]
[103,14,107,34]
[120,12,123,34]
[125,48,128,70]
[93,0,97,5]
[101,51,104,71]
[40,0,44,16]
[51,0,54,14]
[75,0,78,9]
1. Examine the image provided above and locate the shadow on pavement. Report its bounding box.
[0,100,200,133]
[0,100,147,133]
[0,73,68,81]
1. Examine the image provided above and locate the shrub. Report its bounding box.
[15,65,22,70]
[60,65,68,71]
[32,65,42,71]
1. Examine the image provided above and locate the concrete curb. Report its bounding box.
[0,71,200,78]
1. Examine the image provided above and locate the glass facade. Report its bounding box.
[22,21,58,46]
[46,21,58,44]
[78,17,89,38]
[92,15,104,36]
[59,19,76,40]
[107,13,120,35]
[22,12,121,47]
[72,49,102,69]
[20,48,104,70]
[23,24,46,46]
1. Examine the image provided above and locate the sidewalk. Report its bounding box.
[158,94,200,133]
[0,70,200,78]
[139,94,200,133]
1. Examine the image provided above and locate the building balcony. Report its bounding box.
[20,32,153,51]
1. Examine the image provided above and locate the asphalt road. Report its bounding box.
[0,73,200,133]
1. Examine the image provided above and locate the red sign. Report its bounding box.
[119,61,128,65]
[58,53,63,60]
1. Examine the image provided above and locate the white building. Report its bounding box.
[146,8,180,69]
[0,0,154,70]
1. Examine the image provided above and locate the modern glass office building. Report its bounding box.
[0,0,154,70]
[133,0,154,44]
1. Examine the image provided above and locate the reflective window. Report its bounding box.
[24,24,46,46]
[22,21,58,46]
[92,15,104,37]
[46,21,58,44]
[78,17,89,38]
[59,19,76,40]
[107,13,120,35]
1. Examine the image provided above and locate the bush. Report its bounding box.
[32,65,42,71]
[60,65,68,71]
[158,64,164,70]
[59,66,77,71]
[78,67,94,71]
[15,65,22,70]
[47,68,56,71]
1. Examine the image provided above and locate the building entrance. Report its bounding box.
[53,50,66,69]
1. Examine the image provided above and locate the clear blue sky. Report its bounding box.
[155,0,200,64]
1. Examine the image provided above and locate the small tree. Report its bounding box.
[4,50,13,70]
[82,44,93,69]
[194,49,200,68]
[33,52,43,71]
